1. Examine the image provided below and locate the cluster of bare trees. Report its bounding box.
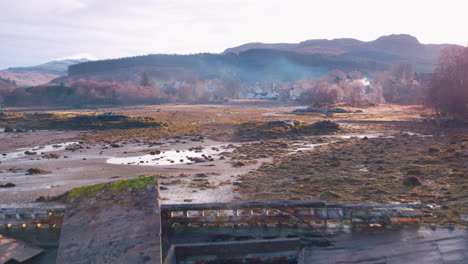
[3,46,466,112]
[375,62,424,104]
[296,70,385,106]
[0,76,247,107]
[427,46,468,118]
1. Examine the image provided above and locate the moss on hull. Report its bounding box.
[69,175,157,202]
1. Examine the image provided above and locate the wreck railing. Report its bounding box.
[161,200,426,228]
[0,201,427,229]
[0,208,65,228]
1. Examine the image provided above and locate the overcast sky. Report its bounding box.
[1,0,467,69]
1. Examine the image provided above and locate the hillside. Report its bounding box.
[56,35,458,87]
[0,58,89,87]
[0,77,16,91]
[60,46,401,85]
[224,34,456,72]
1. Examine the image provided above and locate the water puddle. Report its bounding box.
[261,112,295,117]
[0,142,78,162]
[401,131,433,137]
[289,143,327,154]
[333,133,387,139]
[106,145,234,166]
[287,133,393,154]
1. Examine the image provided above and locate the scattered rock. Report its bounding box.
[319,191,341,200]
[407,170,423,176]
[428,148,440,154]
[312,120,340,130]
[8,167,18,172]
[190,136,204,142]
[162,179,187,185]
[35,196,47,202]
[403,176,422,187]
[42,153,61,159]
[26,168,51,175]
[187,157,206,163]
[4,127,14,133]
[232,161,246,167]
[266,120,300,128]
[66,144,83,151]
[293,107,351,114]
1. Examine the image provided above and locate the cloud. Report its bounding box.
[0,0,467,69]
[53,53,98,61]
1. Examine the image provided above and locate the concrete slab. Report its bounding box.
[56,175,161,264]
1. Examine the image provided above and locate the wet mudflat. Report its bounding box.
[0,104,466,227]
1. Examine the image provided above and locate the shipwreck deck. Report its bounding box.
[56,176,161,264]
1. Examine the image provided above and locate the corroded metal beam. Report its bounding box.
[161,201,424,227]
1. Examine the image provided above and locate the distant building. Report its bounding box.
[289,85,302,101]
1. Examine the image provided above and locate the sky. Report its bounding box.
[1,0,467,69]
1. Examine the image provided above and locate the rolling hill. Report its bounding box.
[0,77,16,91]
[0,58,89,87]
[223,34,455,72]
[54,35,457,86]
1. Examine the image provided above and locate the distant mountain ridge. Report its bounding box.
[57,35,456,86]
[6,34,459,87]
[58,50,387,85]
[223,34,455,72]
[0,58,89,87]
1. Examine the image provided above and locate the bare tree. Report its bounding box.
[428,46,468,118]
[139,72,154,87]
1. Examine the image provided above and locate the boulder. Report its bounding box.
[403,176,422,187]
[266,120,300,128]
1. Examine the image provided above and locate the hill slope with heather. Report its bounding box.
[0,58,89,87]
[53,35,457,87]
[224,34,456,72]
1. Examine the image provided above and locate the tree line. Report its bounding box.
[68,49,388,82]
[1,46,466,118]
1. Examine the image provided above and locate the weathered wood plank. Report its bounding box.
[0,235,43,263]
